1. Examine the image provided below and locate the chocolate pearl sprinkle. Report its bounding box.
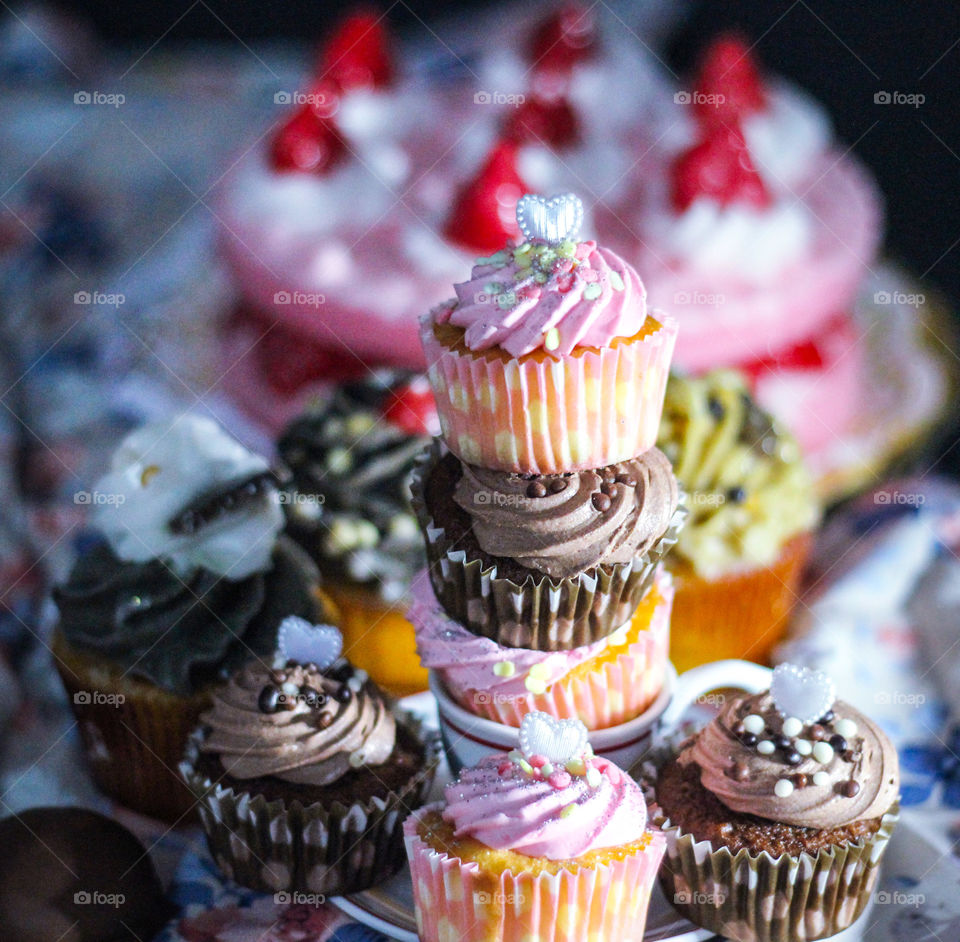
[526,480,547,498]
[843,750,856,763]
[600,482,618,498]
[841,780,861,798]
[548,478,567,494]
[809,725,827,741]
[820,710,836,725]
[793,773,809,789]
[773,734,792,751]
[616,472,637,487]
[592,492,612,513]
[602,469,617,485]
[740,732,758,748]
[783,750,803,767]
[729,761,750,781]
[333,685,353,704]
[829,734,848,753]
[258,685,281,714]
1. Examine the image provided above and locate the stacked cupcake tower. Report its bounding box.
[408,192,686,739]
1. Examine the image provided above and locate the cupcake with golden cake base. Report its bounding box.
[641,663,899,942]
[277,369,438,695]
[409,566,671,729]
[421,192,677,474]
[405,711,665,942]
[181,617,439,895]
[658,370,819,670]
[53,415,327,822]
[411,438,682,650]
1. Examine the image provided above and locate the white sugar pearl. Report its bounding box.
[813,771,830,787]
[795,739,813,756]
[774,779,795,798]
[757,740,775,755]
[782,717,803,738]
[743,714,765,735]
[281,681,299,696]
[835,718,858,739]
[813,742,835,764]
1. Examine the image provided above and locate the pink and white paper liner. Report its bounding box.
[404,805,666,942]
[421,311,677,473]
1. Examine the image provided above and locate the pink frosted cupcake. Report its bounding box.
[421,192,677,474]
[404,711,666,942]
[408,567,672,729]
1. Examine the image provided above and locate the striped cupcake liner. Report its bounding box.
[450,570,672,729]
[404,804,666,942]
[180,712,440,896]
[636,744,899,942]
[421,312,677,474]
[410,440,685,650]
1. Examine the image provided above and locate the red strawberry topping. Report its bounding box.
[503,93,580,148]
[382,377,438,436]
[319,11,393,90]
[694,32,766,124]
[528,4,597,76]
[671,124,771,212]
[270,103,348,174]
[444,140,529,253]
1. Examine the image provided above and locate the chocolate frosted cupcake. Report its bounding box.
[52,414,327,821]
[181,617,439,894]
[411,439,683,649]
[278,369,437,694]
[658,370,819,669]
[641,663,899,942]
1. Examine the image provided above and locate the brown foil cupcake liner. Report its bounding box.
[52,630,208,823]
[635,744,899,942]
[410,441,686,649]
[180,712,440,896]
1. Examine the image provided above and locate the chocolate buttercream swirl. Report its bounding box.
[54,537,321,696]
[452,447,678,579]
[679,692,899,829]
[199,660,396,786]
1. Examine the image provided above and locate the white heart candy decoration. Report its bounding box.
[519,711,589,764]
[516,193,584,245]
[770,663,836,725]
[277,616,342,670]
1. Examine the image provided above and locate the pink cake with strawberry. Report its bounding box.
[596,34,883,458]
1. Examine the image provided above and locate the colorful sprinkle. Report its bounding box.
[525,676,548,695]
[497,761,513,776]
[835,718,858,739]
[742,714,765,735]
[528,663,550,680]
[496,292,516,310]
[533,270,549,284]
[557,240,576,258]
[483,281,502,295]
[556,273,575,293]
[549,771,572,790]
[774,778,794,798]
[541,761,554,777]
[528,754,547,769]
[518,759,534,776]
[544,328,560,351]
[583,283,602,301]
[493,661,516,678]
[508,749,523,763]
[609,270,625,291]
[782,717,804,738]
[565,757,586,776]
[813,741,835,764]
[586,767,602,789]
[560,803,577,819]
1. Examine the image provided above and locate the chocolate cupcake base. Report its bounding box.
[411,441,685,650]
[636,745,899,942]
[180,713,440,896]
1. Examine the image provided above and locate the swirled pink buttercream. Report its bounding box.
[442,242,647,357]
[442,752,647,859]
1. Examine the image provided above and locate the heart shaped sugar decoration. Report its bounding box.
[277,616,343,670]
[770,663,836,725]
[519,711,589,764]
[516,192,584,245]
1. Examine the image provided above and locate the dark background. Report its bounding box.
[55,0,960,305]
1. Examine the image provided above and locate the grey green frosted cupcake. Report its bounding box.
[640,663,899,942]
[657,370,820,669]
[181,618,439,895]
[52,414,327,821]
